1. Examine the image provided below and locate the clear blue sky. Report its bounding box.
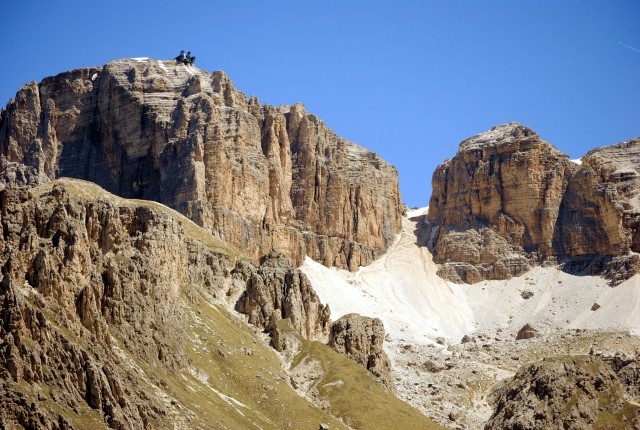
[2,1,639,207]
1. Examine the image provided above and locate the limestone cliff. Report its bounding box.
[426,123,640,284]
[555,138,640,283]
[0,58,403,271]
[427,123,575,283]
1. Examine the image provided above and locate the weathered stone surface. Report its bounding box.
[328,313,396,394]
[617,360,640,397]
[555,138,640,283]
[0,58,403,271]
[0,179,233,428]
[426,123,575,282]
[601,354,640,398]
[426,123,640,284]
[485,355,639,430]
[233,252,331,341]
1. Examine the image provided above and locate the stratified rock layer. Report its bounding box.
[0,58,403,271]
[556,138,640,283]
[427,123,640,283]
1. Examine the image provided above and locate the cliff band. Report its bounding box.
[0,58,403,270]
[426,123,640,284]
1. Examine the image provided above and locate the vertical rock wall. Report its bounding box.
[0,58,403,271]
[427,124,640,284]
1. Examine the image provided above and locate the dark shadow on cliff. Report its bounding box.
[555,254,638,286]
[409,213,433,249]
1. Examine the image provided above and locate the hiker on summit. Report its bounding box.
[175,50,195,65]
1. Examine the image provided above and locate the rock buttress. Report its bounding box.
[0,58,403,271]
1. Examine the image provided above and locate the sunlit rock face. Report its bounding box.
[0,58,403,270]
[426,123,640,284]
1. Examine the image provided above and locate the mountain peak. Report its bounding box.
[0,57,403,271]
[458,122,539,152]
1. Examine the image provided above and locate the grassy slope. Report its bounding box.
[25,179,445,429]
[288,322,446,430]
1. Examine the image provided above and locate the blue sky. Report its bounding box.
[2,1,639,207]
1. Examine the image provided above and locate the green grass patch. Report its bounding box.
[292,339,447,430]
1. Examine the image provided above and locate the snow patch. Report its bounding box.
[91,73,98,81]
[570,158,582,165]
[406,206,428,218]
[131,57,149,62]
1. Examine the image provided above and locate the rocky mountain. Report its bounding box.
[0,58,403,271]
[0,178,440,430]
[426,122,640,284]
[2,58,640,430]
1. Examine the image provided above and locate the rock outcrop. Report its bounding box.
[328,313,396,394]
[426,123,640,284]
[0,178,417,429]
[515,323,538,340]
[602,354,640,398]
[555,138,640,283]
[233,252,331,341]
[0,58,403,271]
[426,123,575,283]
[0,179,234,428]
[485,355,639,430]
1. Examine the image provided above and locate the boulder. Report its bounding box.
[515,323,538,340]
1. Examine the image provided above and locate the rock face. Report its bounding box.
[426,123,640,284]
[328,313,396,394]
[233,252,331,341]
[603,354,640,398]
[0,178,409,429]
[555,138,640,283]
[0,58,403,271]
[0,179,233,428]
[485,355,639,430]
[427,123,575,283]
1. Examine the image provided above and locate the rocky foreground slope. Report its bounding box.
[0,179,438,429]
[485,355,640,430]
[0,58,403,271]
[426,123,640,284]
